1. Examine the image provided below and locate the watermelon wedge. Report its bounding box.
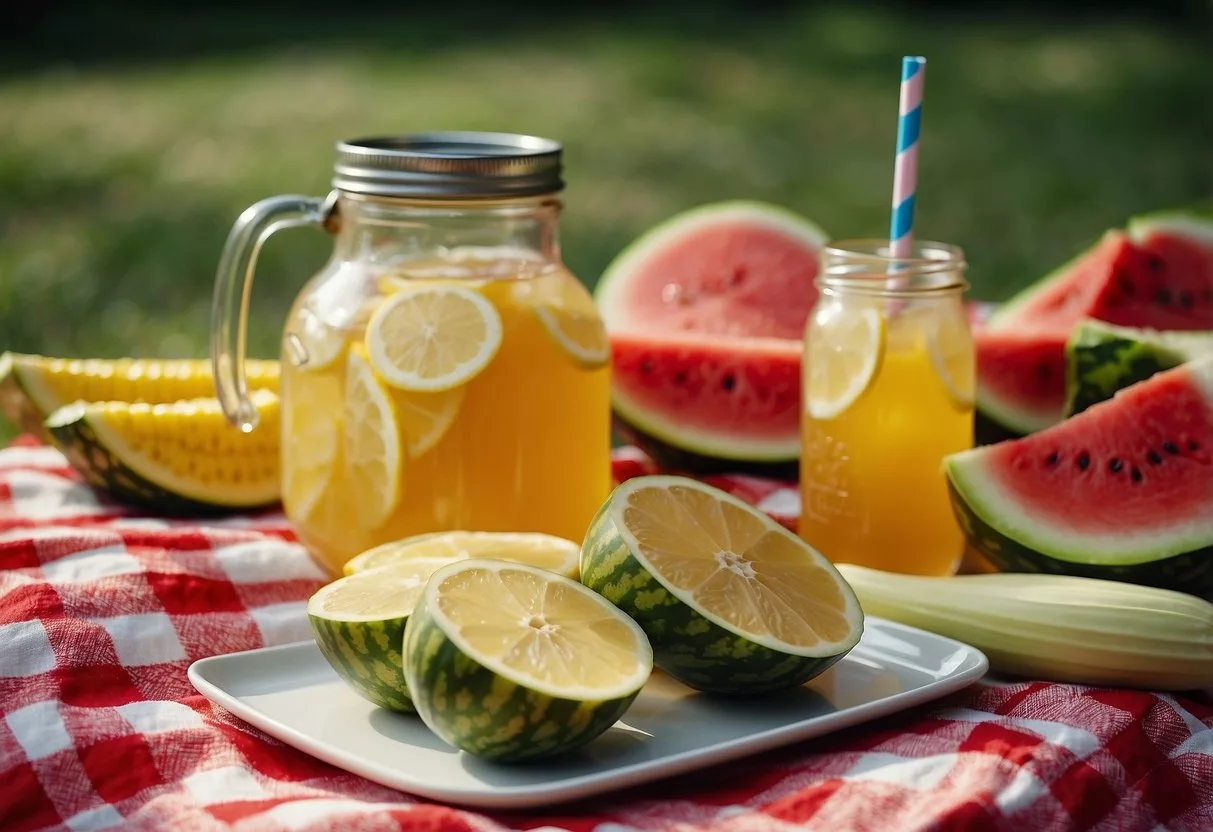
[1064,319,1213,417]
[610,332,801,478]
[948,355,1213,596]
[596,201,827,474]
[595,200,828,340]
[976,213,1213,438]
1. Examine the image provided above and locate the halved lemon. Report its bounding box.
[343,350,402,529]
[343,530,581,579]
[927,311,976,410]
[531,278,610,369]
[308,557,454,713]
[403,559,653,761]
[581,475,865,694]
[365,285,503,392]
[388,386,464,458]
[805,306,885,420]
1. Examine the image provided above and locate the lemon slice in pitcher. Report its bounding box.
[403,559,653,761]
[805,306,885,420]
[344,530,581,579]
[531,278,610,369]
[343,350,402,528]
[366,285,503,392]
[581,475,864,694]
[282,372,343,521]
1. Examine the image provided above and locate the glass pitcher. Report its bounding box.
[211,132,613,574]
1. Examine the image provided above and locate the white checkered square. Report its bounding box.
[42,546,142,584]
[90,613,185,666]
[250,601,312,646]
[117,700,204,734]
[0,619,57,677]
[64,803,124,831]
[213,540,327,584]
[6,699,72,759]
[183,765,269,806]
[4,470,107,520]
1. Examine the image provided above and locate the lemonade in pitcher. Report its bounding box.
[212,134,612,573]
[799,241,974,576]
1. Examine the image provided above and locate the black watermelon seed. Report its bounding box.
[1036,363,1052,382]
[1189,440,1201,451]
[673,371,688,385]
[1077,453,1090,471]
[1131,468,1144,483]
[721,372,736,392]
[640,359,655,374]
[1156,288,1173,305]
[1180,291,1195,309]
[1164,441,1180,454]
[1117,272,1135,296]
[1146,254,1165,273]
[1045,451,1060,467]
[1147,450,1163,465]
[1108,458,1123,473]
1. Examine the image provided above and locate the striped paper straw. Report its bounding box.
[890,56,926,260]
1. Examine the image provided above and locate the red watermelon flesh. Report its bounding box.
[1097,224,1213,329]
[975,328,1071,435]
[949,356,1213,553]
[595,202,827,340]
[610,332,802,470]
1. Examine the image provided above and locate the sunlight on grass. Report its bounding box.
[0,4,1209,403]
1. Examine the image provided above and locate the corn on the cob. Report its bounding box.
[835,564,1213,690]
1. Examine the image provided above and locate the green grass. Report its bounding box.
[0,4,1210,442]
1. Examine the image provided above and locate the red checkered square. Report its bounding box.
[78,733,165,804]
[0,762,60,832]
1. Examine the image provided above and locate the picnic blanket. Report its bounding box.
[2,436,1212,832]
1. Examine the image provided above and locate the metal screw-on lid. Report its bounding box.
[331,131,564,199]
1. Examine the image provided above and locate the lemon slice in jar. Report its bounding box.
[926,312,976,410]
[805,306,885,420]
[365,285,503,392]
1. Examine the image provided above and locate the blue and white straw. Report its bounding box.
[890,56,926,260]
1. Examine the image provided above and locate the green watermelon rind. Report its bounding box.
[1126,210,1213,248]
[1063,320,1213,417]
[44,393,281,512]
[974,380,1059,437]
[945,480,1213,596]
[580,475,864,695]
[611,414,799,479]
[593,200,830,333]
[402,559,650,762]
[308,612,416,713]
[947,359,1213,575]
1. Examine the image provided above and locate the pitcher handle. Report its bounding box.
[210,191,337,432]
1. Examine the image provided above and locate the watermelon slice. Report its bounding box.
[595,200,828,340]
[595,201,827,474]
[947,355,1213,596]
[1064,319,1213,417]
[976,214,1213,437]
[610,333,801,478]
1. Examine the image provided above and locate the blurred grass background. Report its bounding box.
[1,0,1211,440]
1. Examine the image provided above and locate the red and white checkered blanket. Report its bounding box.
[3,437,1212,831]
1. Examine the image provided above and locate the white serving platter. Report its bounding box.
[188,617,987,810]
